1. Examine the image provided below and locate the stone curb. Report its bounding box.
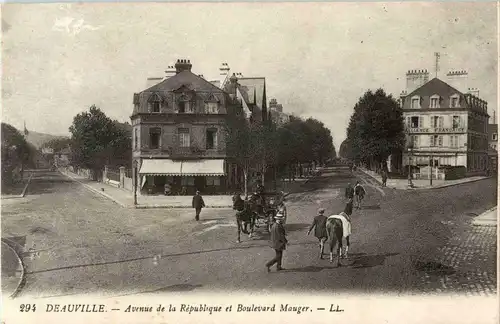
[472,206,498,227]
[357,168,490,190]
[135,205,233,209]
[1,239,26,299]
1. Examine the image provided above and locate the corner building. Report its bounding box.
[399,70,489,179]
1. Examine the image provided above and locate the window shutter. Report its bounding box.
[430,135,434,147]
[439,116,444,128]
[418,117,422,128]
[407,117,411,127]
[439,136,443,147]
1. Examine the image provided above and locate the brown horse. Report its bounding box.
[325,215,351,266]
[235,198,257,243]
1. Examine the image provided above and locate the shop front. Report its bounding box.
[138,159,226,195]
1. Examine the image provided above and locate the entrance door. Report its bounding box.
[194,176,205,193]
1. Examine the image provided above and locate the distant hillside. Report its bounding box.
[25,131,68,149]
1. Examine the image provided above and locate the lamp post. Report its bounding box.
[133,160,138,206]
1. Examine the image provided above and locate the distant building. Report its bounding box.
[487,123,497,173]
[268,98,290,127]
[399,69,489,179]
[131,59,238,195]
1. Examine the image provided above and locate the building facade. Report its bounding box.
[131,59,237,195]
[400,70,489,179]
[487,123,497,173]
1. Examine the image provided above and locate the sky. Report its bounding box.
[2,2,497,150]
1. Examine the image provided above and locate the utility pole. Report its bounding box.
[133,160,138,206]
[434,52,440,78]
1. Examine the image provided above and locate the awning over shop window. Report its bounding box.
[139,159,225,176]
[139,159,182,175]
[181,159,225,176]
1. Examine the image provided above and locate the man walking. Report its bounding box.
[344,197,354,216]
[307,208,328,259]
[266,213,287,272]
[345,183,354,200]
[192,190,205,221]
[354,181,366,209]
[381,170,388,187]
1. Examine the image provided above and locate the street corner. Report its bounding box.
[1,240,25,298]
[472,207,498,227]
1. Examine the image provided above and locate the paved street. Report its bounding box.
[1,168,496,298]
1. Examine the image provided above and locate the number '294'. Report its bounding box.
[20,304,36,312]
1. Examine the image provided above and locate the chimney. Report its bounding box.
[446,70,468,92]
[174,59,192,74]
[164,65,176,79]
[146,77,163,89]
[269,98,278,110]
[219,63,230,87]
[405,69,429,93]
[467,87,479,97]
[198,74,205,79]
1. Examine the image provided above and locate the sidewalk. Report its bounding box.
[358,167,489,190]
[1,240,25,298]
[472,206,497,227]
[61,169,316,209]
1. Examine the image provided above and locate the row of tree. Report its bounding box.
[1,123,33,187]
[344,89,405,171]
[225,104,336,195]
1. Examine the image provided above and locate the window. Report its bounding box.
[493,133,498,141]
[430,135,442,147]
[452,116,461,129]
[411,97,420,109]
[411,135,419,148]
[148,93,163,113]
[134,129,138,150]
[206,129,217,150]
[181,176,195,186]
[179,101,186,113]
[410,116,420,128]
[206,176,221,186]
[430,95,440,108]
[149,128,161,149]
[178,128,190,148]
[450,96,460,108]
[205,103,218,114]
[450,135,459,148]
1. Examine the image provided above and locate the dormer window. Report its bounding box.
[177,94,194,113]
[450,94,460,108]
[204,93,219,114]
[430,95,441,108]
[148,93,164,113]
[411,96,421,109]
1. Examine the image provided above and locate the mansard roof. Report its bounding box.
[142,70,224,94]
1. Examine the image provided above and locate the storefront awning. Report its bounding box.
[139,159,182,175]
[139,159,225,176]
[181,159,225,176]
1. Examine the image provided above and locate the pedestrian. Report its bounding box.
[265,213,288,272]
[307,208,328,259]
[345,183,354,200]
[381,170,388,187]
[192,190,205,221]
[344,197,353,216]
[354,181,366,209]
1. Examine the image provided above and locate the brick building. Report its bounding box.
[131,59,237,195]
[399,69,489,179]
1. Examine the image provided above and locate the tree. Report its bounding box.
[1,123,31,186]
[42,137,72,152]
[69,105,131,179]
[346,89,405,170]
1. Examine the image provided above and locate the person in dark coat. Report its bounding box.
[192,190,205,221]
[344,198,353,216]
[266,214,287,272]
[307,208,328,258]
[381,170,388,187]
[345,183,354,200]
